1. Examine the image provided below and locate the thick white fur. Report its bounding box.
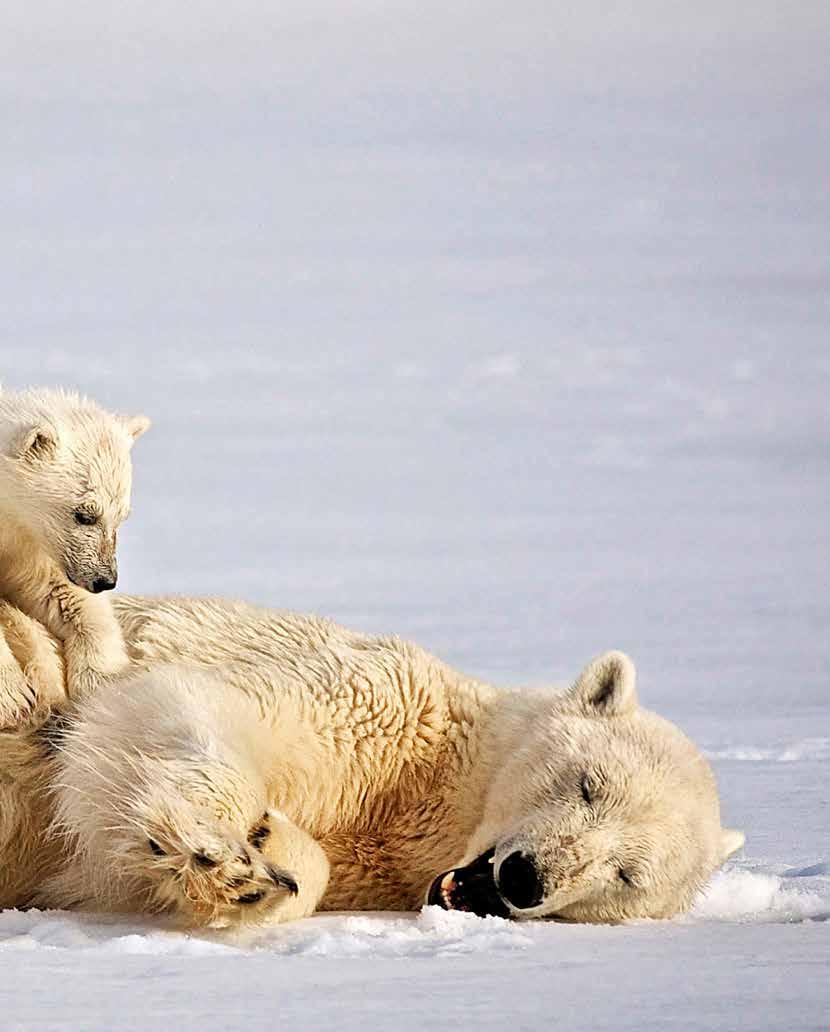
[0,387,149,727]
[0,596,743,927]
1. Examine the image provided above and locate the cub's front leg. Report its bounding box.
[34,580,129,701]
[0,622,37,730]
[0,601,67,729]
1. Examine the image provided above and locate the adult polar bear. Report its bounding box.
[0,595,743,927]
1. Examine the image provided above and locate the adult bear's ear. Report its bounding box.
[719,828,745,861]
[16,423,59,462]
[122,414,151,444]
[570,651,638,717]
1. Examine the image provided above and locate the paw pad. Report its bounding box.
[144,812,299,920]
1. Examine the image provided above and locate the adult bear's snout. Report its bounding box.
[91,574,117,593]
[497,851,545,910]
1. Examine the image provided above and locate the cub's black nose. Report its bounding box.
[497,851,544,910]
[91,576,117,593]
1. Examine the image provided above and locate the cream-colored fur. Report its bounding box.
[0,596,743,926]
[0,387,149,727]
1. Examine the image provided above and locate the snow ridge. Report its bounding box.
[2,866,827,960]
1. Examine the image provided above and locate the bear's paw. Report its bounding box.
[143,811,299,928]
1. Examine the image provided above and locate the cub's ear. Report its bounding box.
[16,423,59,462]
[122,414,151,444]
[719,828,745,861]
[570,651,638,717]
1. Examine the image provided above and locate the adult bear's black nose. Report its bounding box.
[91,575,117,593]
[497,851,545,910]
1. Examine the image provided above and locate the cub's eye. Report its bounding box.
[580,774,593,804]
[74,510,99,526]
[618,868,633,886]
[148,839,166,857]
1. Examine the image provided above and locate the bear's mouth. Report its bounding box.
[427,847,511,919]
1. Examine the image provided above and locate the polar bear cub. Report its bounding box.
[0,386,149,727]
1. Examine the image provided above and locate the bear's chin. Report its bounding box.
[427,848,511,919]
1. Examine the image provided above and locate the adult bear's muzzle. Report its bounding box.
[427,847,511,918]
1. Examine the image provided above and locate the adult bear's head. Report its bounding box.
[429,651,743,923]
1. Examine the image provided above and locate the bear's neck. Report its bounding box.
[315,659,539,911]
[0,514,57,592]
[439,668,539,835]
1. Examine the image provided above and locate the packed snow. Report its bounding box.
[1,869,827,961]
[1,1,829,1029]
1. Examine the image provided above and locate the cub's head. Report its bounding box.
[430,652,743,923]
[0,388,150,593]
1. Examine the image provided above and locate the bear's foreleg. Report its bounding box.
[0,602,67,729]
[0,625,37,730]
[48,662,332,928]
[32,580,129,700]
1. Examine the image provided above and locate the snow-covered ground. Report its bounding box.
[2,3,828,1029]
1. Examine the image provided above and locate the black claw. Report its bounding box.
[248,825,271,848]
[236,891,265,905]
[268,866,299,895]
